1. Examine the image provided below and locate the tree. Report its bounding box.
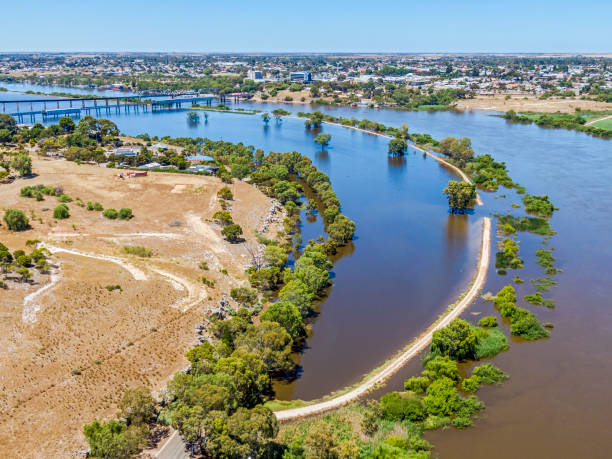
[221,224,243,242]
[0,128,12,144]
[388,138,407,155]
[117,387,156,426]
[83,419,147,459]
[53,204,70,219]
[10,152,32,176]
[380,391,426,422]
[314,133,331,150]
[213,210,234,227]
[399,123,410,139]
[226,405,279,457]
[3,209,29,231]
[261,112,271,125]
[263,245,288,268]
[217,186,234,200]
[430,318,478,360]
[278,280,314,316]
[423,377,462,416]
[443,180,476,213]
[423,356,460,381]
[327,214,355,245]
[0,114,17,134]
[234,322,294,374]
[58,116,76,133]
[260,300,305,339]
[230,286,258,306]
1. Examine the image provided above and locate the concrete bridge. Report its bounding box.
[0,94,215,123]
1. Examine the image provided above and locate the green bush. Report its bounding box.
[461,375,480,393]
[381,391,426,422]
[3,209,29,231]
[87,201,103,211]
[57,194,73,203]
[53,204,70,219]
[103,208,118,219]
[118,208,133,220]
[473,364,509,385]
[221,223,243,242]
[478,316,498,327]
[474,327,508,359]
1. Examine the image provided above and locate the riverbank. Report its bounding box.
[273,216,491,420]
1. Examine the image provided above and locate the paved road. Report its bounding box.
[155,431,190,459]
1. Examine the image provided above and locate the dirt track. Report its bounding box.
[0,157,282,457]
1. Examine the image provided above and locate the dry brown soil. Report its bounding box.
[0,156,281,458]
[456,95,612,113]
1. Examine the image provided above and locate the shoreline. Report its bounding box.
[269,119,487,420]
[274,216,491,420]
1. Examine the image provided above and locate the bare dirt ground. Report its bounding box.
[252,89,335,106]
[0,156,282,458]
[456,95,612,113]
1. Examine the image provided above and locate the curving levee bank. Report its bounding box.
[274,216,491,420]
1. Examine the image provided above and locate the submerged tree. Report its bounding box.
[388,138,407,155]
[443,180,476,213]
[261,112,271,125]
[314,133,331,150]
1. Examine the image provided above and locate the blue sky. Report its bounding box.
[1,0,610,53]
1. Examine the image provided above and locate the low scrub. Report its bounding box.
[122,245,152,257]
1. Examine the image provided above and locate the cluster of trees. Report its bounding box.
[495,238,523,270]
[438,137,474,166]
[280,318,508,458]
[465,154,517,191]
[522,194,555,218]
[0,241,50,285]
[503,110,612,139]
[494,285,549,340]
[84,387,155,458]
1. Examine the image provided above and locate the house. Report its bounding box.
[113,147,139,157]
[187,165,218,174]
[138,162,161,170]
[186,155,214,162]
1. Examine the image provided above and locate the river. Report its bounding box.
[2,84,612,457]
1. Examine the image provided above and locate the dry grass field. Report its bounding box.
[0,156,282,457]
[456,94,612,113]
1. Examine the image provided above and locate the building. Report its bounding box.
[112,147,139,157]
[247,70,263,81]
[186,155,214,162]
[289,71,312,83]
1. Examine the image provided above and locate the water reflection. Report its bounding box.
[387,155,407,171]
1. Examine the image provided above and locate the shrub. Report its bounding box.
[3,209,29,231]
[122,246,152,257]
[57,194,73,203]
[478,316,498,327]
[404,376,429,394]
[430,318,478,360]
[381,392,426,422]
[87,201,104,212]
[217,186,234,200]
[230,286,257,306]
[474,327,508,359]
[523,194,555,217]
[221,224,243,242]
[103,208,118,219]
[461,376,480,393]
[473,364,509,385]
[53,204,70,219]
[118,208,133,220]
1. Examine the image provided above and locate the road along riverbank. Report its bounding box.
[274,216,491,420]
